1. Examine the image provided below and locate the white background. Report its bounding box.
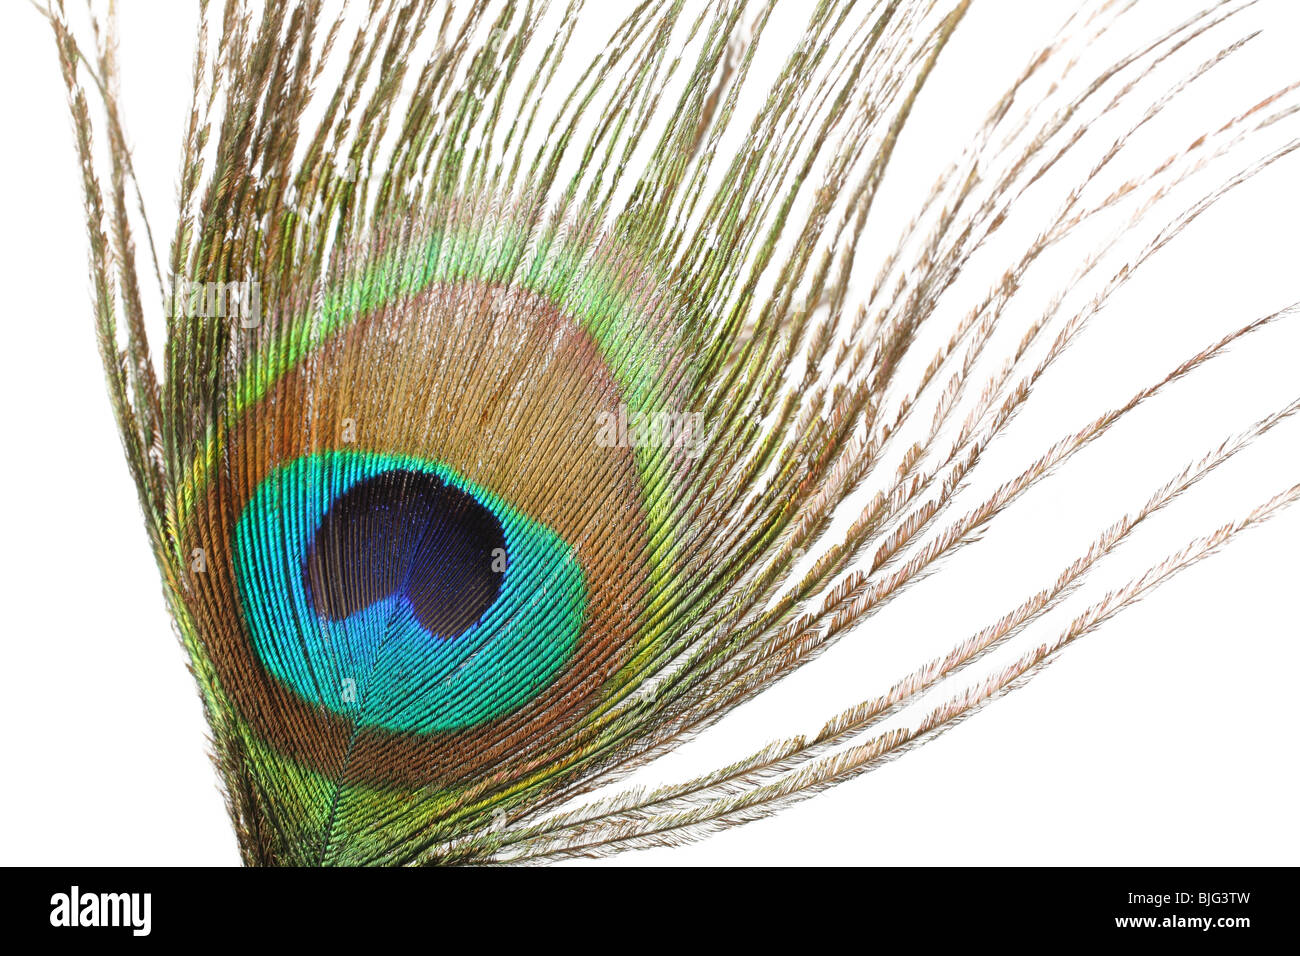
[0,1,1296,866]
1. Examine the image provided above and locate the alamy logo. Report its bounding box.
[595,404,704,458]
[168,275,262,327]
[49,886,151,937]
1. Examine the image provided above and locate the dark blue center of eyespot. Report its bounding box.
[303,469,506,638]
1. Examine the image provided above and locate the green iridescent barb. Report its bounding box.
[47,0,1299,865]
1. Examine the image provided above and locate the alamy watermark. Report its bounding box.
[168,275,262,327]
[595,404,703,458]
[50,886,151,937]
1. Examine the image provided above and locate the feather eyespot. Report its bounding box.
[234,452,586,734]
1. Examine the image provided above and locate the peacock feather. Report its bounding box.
[46,0,1299,865]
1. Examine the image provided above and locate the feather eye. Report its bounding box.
[185,239,678,789]
[49,0,1300,866]
[235,454,586,734]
